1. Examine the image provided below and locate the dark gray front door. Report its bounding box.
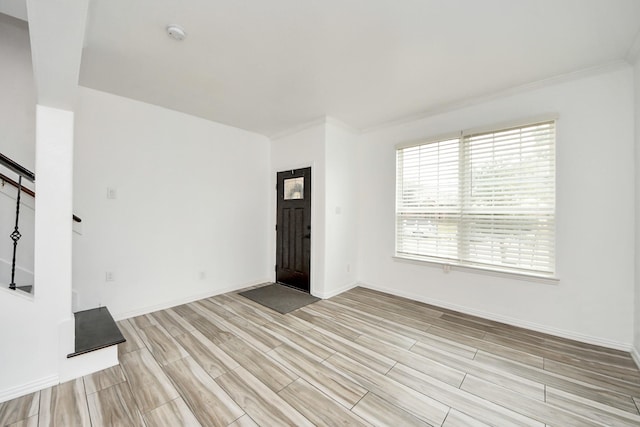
[276,167,311,292]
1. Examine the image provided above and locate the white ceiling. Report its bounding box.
[0,0,27,21]
[10,1,640,136]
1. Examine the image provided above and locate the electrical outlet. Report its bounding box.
[105,271,114,282]
[199,271,206,280]
[107,187,117,199]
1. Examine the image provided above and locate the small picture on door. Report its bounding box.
[284,177,304,200]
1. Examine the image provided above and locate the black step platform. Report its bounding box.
[67,307,126,358]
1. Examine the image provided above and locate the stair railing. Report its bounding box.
[1,153,82,292]
[0,152,35,290]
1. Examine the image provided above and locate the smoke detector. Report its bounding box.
[166,25,186,41]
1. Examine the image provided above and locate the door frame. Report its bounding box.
[273,163,317,296]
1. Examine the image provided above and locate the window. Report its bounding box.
[284,177,304,200]
[396,119,556,277]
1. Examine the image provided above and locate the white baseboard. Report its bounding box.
[359,281,632,352]
[0,374,58,404]
[631,346,640,370]
[112,278,271,321]
[313,281,358,299]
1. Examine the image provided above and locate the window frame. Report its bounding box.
[394,115,558,281]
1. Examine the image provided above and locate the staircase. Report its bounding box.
[68,307,125,358]
[0,152,35,293]
[1,151,125,385]
[1,152,82,294]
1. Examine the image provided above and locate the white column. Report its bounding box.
[34,105,74,312]
[33,105,78,380]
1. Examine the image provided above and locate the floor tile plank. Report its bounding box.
[484,332,640,380]
[190,316,236,346]
[268,343,367,408]
[150,308,195,337]
[116,319,145,356]
[193,298,236,320]
[409,340,546,400]
[310,302,418,349]
[216,367,314,427]
[427,325,544,367]
[294,309,363,341]
[136,324,189,366]
[86,382,145,427]
[351,392,431,427]
[215,294,275,325]
[128,314,158,330]
[356,334,466,387]
[83,364,126,395]
[164,356,244,426]
[474,351,639,413]
[442,409,491,427]
[262,320,336,362]
[0,392,39,426]
[228,414,259,427]
[171,304,202,322]
[173,329,239,378]
[332,294,435,332]
[303,326,396,375]
[543,357,640,397]
[219,337,297,392]
[223,315,284,352]
[338,289,443,320]
[387,363,543,427]
[325,353,450,426]
[119,348,180,413]
[278,378,371,426]
[7,415,38,427]
[461,374,603,426]
[545,385,640,427]
[38,379,90,427]
[143,397,201,427]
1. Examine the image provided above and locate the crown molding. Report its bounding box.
[324,116,361,135]
[269,115,361,141]
[268,117,328,141]
[361,60,631,134]
[270,59,632,140]
[626,28,640,64]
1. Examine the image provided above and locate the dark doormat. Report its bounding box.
[239,283,320,314]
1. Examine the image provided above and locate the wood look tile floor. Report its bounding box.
[2,286,640,426]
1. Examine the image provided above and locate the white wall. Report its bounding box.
[0,13,35,288]
[0,13,35,168]
[358,66,635,348]
[270,123,327,296]
[73,87,271,319]
[324,122,359,296]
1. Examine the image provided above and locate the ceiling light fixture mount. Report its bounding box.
[166,25,186,41]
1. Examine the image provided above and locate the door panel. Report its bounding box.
[276,168,311,292]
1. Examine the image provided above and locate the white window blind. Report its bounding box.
[396,120,556,277]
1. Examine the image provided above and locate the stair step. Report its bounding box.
[67,307,125,358]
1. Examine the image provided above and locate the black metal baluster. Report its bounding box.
[9,176,23,290]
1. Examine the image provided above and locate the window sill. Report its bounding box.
[392,255,559,285]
